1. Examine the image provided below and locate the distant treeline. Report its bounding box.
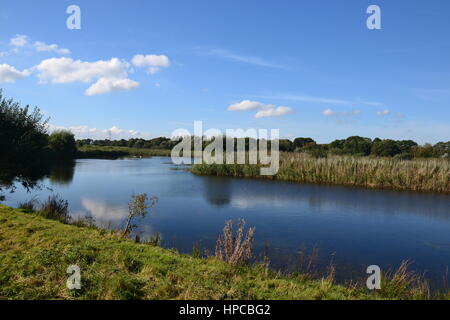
[77,136,450,160]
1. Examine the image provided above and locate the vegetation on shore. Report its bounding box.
[2,89,449,197]
[1,205,447,300]
[192,152,450,193]
[77,135,450,160]
[76,145,171,159]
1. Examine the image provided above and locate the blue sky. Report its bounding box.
[0,0,449,143]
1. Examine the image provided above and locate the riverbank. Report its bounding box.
[1,205,445,300]
[77,146,171,159]
[192,153,450,194]
[76,147,450,193]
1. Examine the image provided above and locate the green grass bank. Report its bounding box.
[1,205,448,300]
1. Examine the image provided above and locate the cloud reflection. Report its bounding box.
[72,198,127,228]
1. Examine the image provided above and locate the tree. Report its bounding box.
[0,90,48,162]
[293,137,316,150]
[345,136,372,155]
[434,141,450,156]
[279,139,294,152]
[122,193,158,237]
[396,140,418,154]
[371,139,401,157]
[48,130,77,158]
[411,144,436,158]
[0,90,51,197]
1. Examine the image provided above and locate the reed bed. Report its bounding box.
[192,153,450,193]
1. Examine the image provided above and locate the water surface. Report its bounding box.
[5,157,450,286]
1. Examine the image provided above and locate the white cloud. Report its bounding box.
[85,77,139,96]
[355,99,385,107]
[282,95,350,105]
[131,54,170,74]
[0,64,30,83]
[377,109,391,116]
[228,100,266,111]
[262,94,385,108]
[79,198,127,222]
[255,106,293,118]
[48,124,145,140]
[10,34,28,47]
[322,108,361,117]
[9,35,69,55]
[33,57,140,95]
[208,49,284,69]
[228,100,293,118]
[322,108,336,116]
[34,57,129,83]
[34,41,70,55]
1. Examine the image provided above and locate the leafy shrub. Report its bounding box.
[122,193,158,237]
[0,90,48,163]
[48,130,77,158]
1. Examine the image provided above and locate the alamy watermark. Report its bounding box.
[64,5,379,31]
[366,265,382,290]
[66,265,81,290]
[367,5,381,30]
[66,5,81,30]
[170,121,280,176]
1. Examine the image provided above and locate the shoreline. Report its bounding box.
[1,205,446,300]
[75,147,450,195]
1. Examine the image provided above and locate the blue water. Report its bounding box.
[5,157,450,286]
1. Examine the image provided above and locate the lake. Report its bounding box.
[4,157,450,287]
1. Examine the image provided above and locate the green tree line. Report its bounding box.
[78,136,450,160]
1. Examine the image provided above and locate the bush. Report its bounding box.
[411,144,437,158]
[38,195,70,223]
[372,139,401,157]
[48,130,77,158]
[308,148,328,159]
[17,199,37,213]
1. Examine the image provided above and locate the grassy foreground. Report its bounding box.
[192,153,450,193]
[1,205,448,300]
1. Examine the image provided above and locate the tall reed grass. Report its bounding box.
[192,153,450,193]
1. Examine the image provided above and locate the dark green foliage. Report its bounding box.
[279,139,294,152]
[293,137,316,150]
[75,133,449,161]
[371,139,401,157]
[0,91,78,199]
[48,130,77,158]
[412,144,438,158]
[341,136,372,156]
[330,136,373,156]
[396,140,418,154]
[0,89,48,163]
[308,147,328,159]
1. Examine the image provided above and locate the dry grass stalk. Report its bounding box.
[215,219,255,266]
